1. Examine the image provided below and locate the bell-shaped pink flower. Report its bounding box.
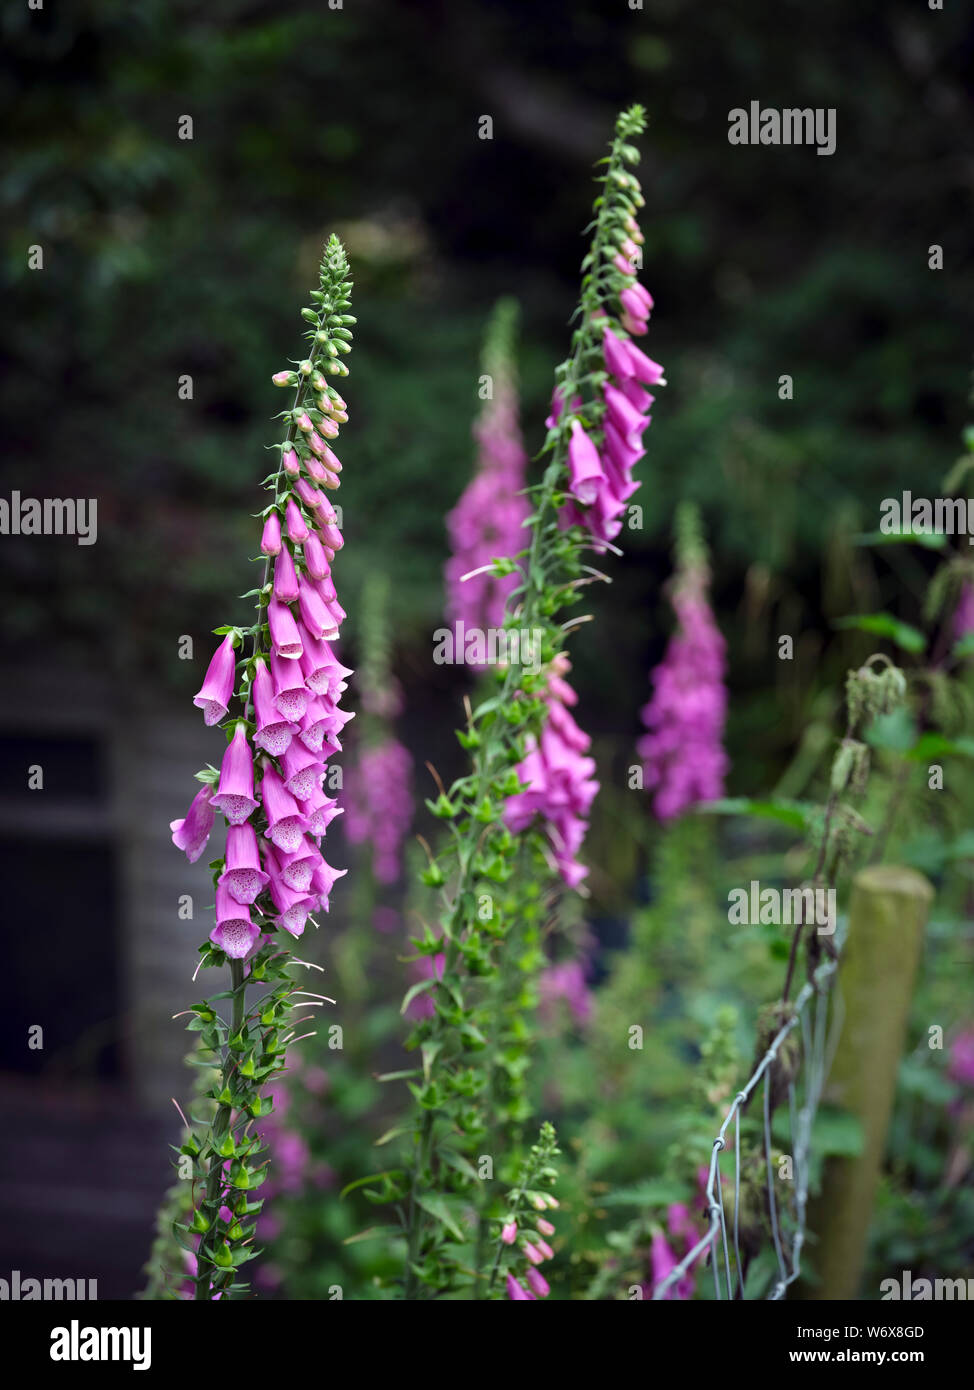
[266,861,314,938]
[282,447,300,476]
[252,657,297,757]
[304,790,343,837]
[271,648,310,722]
[267,597,303,660]
[294,478,323,510]
[501,1222,517,1245]
[273,836,320,893]
[260,764,308,852]
[302,533,330,581]
[171,784,216,863]
[193,634,236,727]
[260,512,282,556]
[218,823,270,905]
[506,1274,533,1301]
[298,575,338,641]
[285,499,309,543]
[566,419,605,505]
[604,383,649,452]
[297,694,334,754]
[280,739,323,802]
[525,1266,550,1297]
[273,545,300,603]
[310,857,347,911]
[210,723,258,825]
[211,885,260,959]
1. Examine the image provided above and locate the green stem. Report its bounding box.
[195,958,246,1299]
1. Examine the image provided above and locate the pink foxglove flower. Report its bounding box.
[166,235,355,1302]
[506,1273,535,1301]
[193,634,237,727]
[638,506,728,820]
[504,656,598,888]
[171,784,216,863]
[210,723,259,825]
[211,884,261,960]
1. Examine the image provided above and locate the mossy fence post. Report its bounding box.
[807,864,933,1300]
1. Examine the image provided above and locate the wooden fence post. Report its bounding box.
[807,863,932,1300]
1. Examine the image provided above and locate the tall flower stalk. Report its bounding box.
[388,105,663,1299]
[164,237,355,1299]
[638,501,728,820]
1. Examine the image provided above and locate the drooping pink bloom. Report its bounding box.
[284,499,308,543]
[218,823,271,905]
[211,884,261,959]
[637,553,728,821]
[252,657,297,757]
[501,1222,518,1245]
[193,634,237,727]
[273,545,300,603]
[210,723,259,826]
[260,764,308,852]
[566,419,605,506]
[280,739,323,802]
[525,1266,550,1297]
[271,648,311,722]
[274,836,319,893]
[171,784,216,863]
[310,856,347,911]
[267,597,303,660]
[260,512,282,556]
[506,1273,532,1301]
[504,656,598,888]
[302,533,330,581]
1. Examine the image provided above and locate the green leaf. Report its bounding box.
[416,1193,467,1242]
[853,529,947,551]
[700,798,811,831]
[400,978,436,1015]
[339,1170,402,1200]
[343,1225,403,1246]
[833,613,926,654]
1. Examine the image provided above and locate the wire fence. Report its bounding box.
[653,920,847,1300]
